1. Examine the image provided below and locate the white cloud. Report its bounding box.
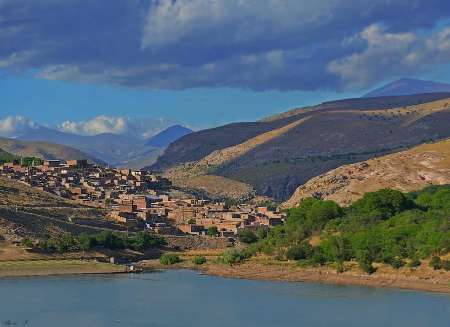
[0,116,38,137]
[141,0,332,49]
[58,116,179,138]
[328,25,450,89]
[59,116,129,136]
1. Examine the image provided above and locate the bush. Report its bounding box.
[159,253,181,265]
[429,256,442,270]
[308,247,327,266]
[407,258,421,268]
[130,232,165,252]
[221,249,247,265]
[95,231,125,250]
[357,250,376,274]
[442,260,450,271]
[21,238,34,248]
[206,226,219,237]
[256,227,268,240]
[192,256,207,265]
[285,243,313,261]
[238,229,258,244]
[389,257,406,269]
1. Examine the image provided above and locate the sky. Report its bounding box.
[1,0,450,134]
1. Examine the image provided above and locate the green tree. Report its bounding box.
[206,226,219,237]
[322,236,348,273]
[349,189,414,222]
[77,233,97,251]
[131,232,165,252]
[285,243,313,261]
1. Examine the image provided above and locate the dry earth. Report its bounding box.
[284,138,450,207]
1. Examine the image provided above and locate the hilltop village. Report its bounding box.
[0,159,285,238]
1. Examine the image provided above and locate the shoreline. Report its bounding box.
[0,257,448,294]
[0,259,126,278]
[139,259,450,294]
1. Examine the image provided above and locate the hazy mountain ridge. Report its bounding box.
[363,78,450,98]
[4,122,190,168]
[145,125,193,148]
[153,93,450,200]
[283,138,450,208]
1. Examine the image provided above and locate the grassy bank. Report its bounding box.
[0,259,125,278]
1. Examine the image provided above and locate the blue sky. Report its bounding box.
[0,73,357,128]
[1,0,450,132]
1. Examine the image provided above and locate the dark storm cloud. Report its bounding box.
[1,0,449,91]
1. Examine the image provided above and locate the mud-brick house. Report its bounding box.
[178,224,205,235]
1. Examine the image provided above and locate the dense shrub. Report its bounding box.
[36,231,165,253]
[388,257,406,269]
[220,249,250,265]
[285,243,313,261]
[251,186,450,273]
[238,229,258,244]
[441,260,450,271]
[429,256,442,270]
[192,256,207,265]
[159,253,181,265]
[407,258,421,268]
[206,226,219,237]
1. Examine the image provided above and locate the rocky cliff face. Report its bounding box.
[283,139,450,208]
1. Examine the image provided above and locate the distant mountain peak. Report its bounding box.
[363,78,450,98]
[146,125,193,148]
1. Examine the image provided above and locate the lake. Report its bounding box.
[0,270,449,327]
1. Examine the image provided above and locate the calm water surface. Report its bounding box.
[0,270,449,327]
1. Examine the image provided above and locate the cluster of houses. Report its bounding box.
[0,159,286,238]
[116,196,286,237]
[0,159,170,208]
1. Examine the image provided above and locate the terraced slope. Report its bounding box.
[155,93,450,200]
[283,139,450,208]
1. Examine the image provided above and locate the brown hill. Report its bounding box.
[0,137,100,163]
[0,176,76,207]
[283,139,450,208]
[153,93,450,200]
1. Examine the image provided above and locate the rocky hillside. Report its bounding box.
[283,139,450,208]
[0,137,100,163]
[153,93,450,200]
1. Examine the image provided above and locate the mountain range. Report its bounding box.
[0,119,192,168]
[151,92,450,201]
